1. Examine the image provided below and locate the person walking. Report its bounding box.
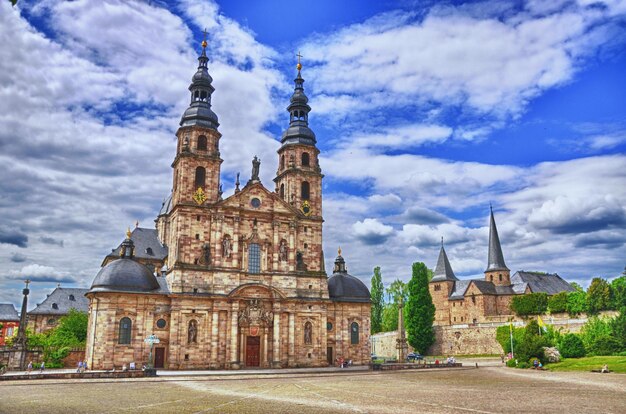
[39,361,45,373]
[27,361,33,374]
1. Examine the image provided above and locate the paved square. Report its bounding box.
[1,367,624,413]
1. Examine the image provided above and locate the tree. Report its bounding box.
[559,333,586,358]
[547,291,568,314]
[610,276,626,309]
[406,262,435,354]
[386,279,408,304]
[566,290,587,315]
[510,293,548,316]
[570,282,584,292]
[53,309,88,345]
[370,267,384,334]
[382,303,398,332]
[586,278,612,314]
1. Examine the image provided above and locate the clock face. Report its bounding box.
[301,200,312,216]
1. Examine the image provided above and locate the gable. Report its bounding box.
[217,182,301,217]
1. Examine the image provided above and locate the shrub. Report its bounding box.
[611,307,626,350]
[566,291,587,316]
[510,293,548,316]
[559,333,586,358]
[580,316,612,350]
[506,359,517,368]
[548,292,568,313]
[543,347,561,363]
[495,324,524,354]
[587,335,622,356]
[518,362,531,369]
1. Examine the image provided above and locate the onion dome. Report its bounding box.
[280,55,316,146]
[89,229,160,293]
[327,248,370,303]
[180,34,219,129]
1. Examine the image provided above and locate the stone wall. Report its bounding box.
[371,331,414,359]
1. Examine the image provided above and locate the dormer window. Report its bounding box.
[68,295,75,301]
[52,303,59,310]
[146,247,154,256]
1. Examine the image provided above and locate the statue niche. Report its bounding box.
[278,239,288,262]
[222,235,232,258]
[304,321,312,345]
[188,319,198,344]
[199,243,210,265]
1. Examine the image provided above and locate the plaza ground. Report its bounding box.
[0,361,624,413]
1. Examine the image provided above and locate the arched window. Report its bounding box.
[301,181,310,200]
[499,274,503,282]
[119,317,132,344]
[195,167,206,188]
[248,243,260,274]
[301,152,310,167]
[304,321,312,344]
[197,135,207,150]
[490,275,493,282]
[350,322,359,345]
[280,184,285,199]
[280,155,285,170]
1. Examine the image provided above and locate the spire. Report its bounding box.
[431,239,458,282]
[486,206,509,272]
[280,53,316,146]
[180,31,219,129]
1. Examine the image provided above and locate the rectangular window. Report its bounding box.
[248,243,261,274]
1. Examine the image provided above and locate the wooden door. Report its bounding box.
[154,347,165,368]
[327,346,333,366]
[246,336,260,367]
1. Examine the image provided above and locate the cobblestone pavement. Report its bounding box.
[1,366,624,413]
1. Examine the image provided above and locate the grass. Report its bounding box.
[547,356,626,373]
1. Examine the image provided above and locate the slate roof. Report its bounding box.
[89,258,165,294]
[511,271,575,295]
[327,252,371,303]
[431,244,458,282]
[29,287,89,315]
[486,207,509,272]
[106,228,168,262]
[448,280,471,300]
[159,194,173,216]
[0,303,19,321]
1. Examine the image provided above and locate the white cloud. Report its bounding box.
[352,218,395,245]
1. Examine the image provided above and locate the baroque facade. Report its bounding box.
[84,40,371,370]
[429,207,574,326]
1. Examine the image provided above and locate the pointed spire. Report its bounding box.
[280,53,316,146]
[486,206,509,272]
[431,239,458,282]
[180,32,219,128]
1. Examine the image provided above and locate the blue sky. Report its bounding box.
[1,0,625,309]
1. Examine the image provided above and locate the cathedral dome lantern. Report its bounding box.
[328,249,371,303]
[180,34,219,129]
[281,56,316,146]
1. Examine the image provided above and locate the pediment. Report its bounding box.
[217,182,300,217]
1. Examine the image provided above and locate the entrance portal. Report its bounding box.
[246,336,260,367]
[154,347,165,368]
[327,346,333,366]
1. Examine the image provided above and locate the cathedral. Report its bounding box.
[84,40,371,370]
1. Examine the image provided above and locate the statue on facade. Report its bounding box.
[188,320,197,344]
[222,236,232,258]
[304,321,312,345]
[200,243,211,265]
[279,239,288,262]
[251,156,260,181]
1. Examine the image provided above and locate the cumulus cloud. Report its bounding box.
[0,225,28,248]
[403,206,451,225]
[9,264,76,284]
[352,218,395,245]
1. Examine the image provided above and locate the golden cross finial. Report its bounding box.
[126,227,132,239]
[338,246,342,256]
[296,51,303,71]
[24,279,30,288]
[201,28,208,48]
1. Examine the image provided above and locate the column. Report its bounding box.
[210,310,219,368]
[272,308,281,367]
[272,220,279,271]
[288,221,296,272]
[233,216,241,268]
[262,327,268,366]
[320,309,328,366]
[230,303,239,368]
[288,312,295,366]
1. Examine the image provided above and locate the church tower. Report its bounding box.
[484,206,510,286]
[274,58,323,219]
[172,36,222,208]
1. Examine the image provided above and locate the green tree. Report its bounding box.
[386,279,408,303]
[547,291,568,313]
[405,262,435,354]
[510,293,548,316]
[610,276,626,309]
[586,277,612,314]
[382,303,398,332]
[610,308,626,350]
[52,309,89,345]
[570,282,584,292]
[495,324,524,354]
[370,267,384,334]
[580,316,612,350]
[566,290,587,315]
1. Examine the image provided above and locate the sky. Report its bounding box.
[1,0,625,310]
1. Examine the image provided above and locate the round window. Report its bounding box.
[250,198,261,208]
[156,319,167,329]
[327,322,333,331]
